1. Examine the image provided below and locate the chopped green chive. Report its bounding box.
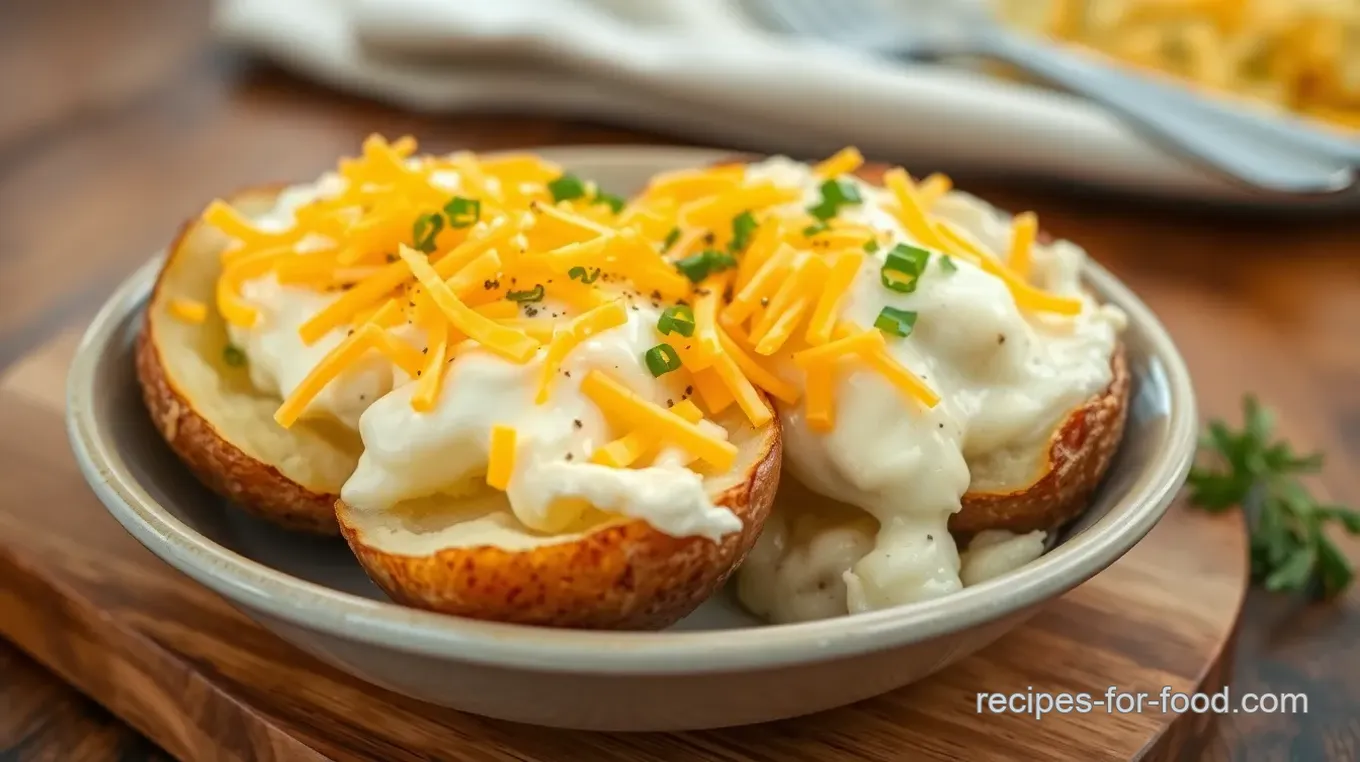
[568,266,601,284]
[644,343,683,377]
[662,227,682,252]
[412,212,444,253]
[881,243,931,293]
[729,211,758,253]
[803,221,829,237]
[594,192,625,214]
[874,307,918,338]
[863,238,880,254]
[940,255,958,273]
[506,285,545,303]
[443,197,481,228]
[547,173,588,202]
[657,304,696,338]
[223,344,247,367]
[674,249,737,284]
[807,179,863,221]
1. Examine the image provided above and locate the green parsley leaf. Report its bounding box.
[807,179,863,221]
[662,227,682,252]
[223,344,247,367]
[1187,395,1360,600]
[412,212,445,253]
[443,197,481,228]
[729,211,758,253]
[594,192,625,214]
[547,173,588,202]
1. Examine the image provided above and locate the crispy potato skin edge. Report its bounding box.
[135,210,341,535]
[338,428,782,631]
[951,342,1131,535]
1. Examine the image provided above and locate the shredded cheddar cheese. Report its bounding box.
[486,425,518,490]
[168,298,208,324]
[204,136,1091,496]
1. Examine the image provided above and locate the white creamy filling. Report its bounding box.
[227,173,740,542]
[735,157,1124,622]
[340,300,738,541]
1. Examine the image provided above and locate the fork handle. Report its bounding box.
[969,28,1355,195]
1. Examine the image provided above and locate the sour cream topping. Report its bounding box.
[735,157,1124,622]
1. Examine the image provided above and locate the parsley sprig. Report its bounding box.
[1187,396,1360,599]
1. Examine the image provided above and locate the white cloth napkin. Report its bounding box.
[213,0,1274,201]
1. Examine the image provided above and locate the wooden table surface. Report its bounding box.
[2,1,1358,760]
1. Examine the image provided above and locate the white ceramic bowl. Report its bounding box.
[66,146,1197,731]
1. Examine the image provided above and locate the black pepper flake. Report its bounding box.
[759,297,770,307]
[409,301,416,307]
[685,385,694,395]
[696,288,711,296]
[525,306,539,317]
[565,453,574,461]
[938,423,944,429]
[631,305,639,311]
[650,290,662,301]
[341,283,354,291]
[547,279,553,284]
[573,419,583,428]
[722,284,734,303]
[666,399,674,408]
[998,334,1007,344]
[510,277,518,285]
[359,394,366,401]
[346,329,354,336]
[926,534,934,541]
[564,370,571,378]
[416,370,422,377]
[421,347,428,354]
[677,298,690,307]
[702,232,716,245]
[386,253,397,263]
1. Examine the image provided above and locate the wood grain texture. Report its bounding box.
[0,0,1358,759]
[0,333,1244,760]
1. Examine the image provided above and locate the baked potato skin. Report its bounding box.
[952,342,1130,535]
[338,430,781,630]
[730,157,1130,538]
[135,213,342,535]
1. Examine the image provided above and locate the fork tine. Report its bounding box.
[756,0,876,44]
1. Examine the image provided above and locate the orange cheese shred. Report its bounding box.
[580,370,737,471]
[486,425,518,491]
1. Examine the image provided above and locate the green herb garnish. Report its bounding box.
[940,255,958,273]
[505,285,545,303]
[568,266,601,284]
[803,221,829,237]
[443,197,481,228]
[644,343,683,377]
[1188,396,1360,599]
[595,192,626,214]
[863,239,880,254]
[873,307,918,338]
[881,243,931,293]
[729,211,758,253]
[807,179,863,221]
[662,227,682,252]
[547,173,588,202]
[412,212,445,253]
[674,250,737,284]
[657,305,696,338]
[223,345,247,367]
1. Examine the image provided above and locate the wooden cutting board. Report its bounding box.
[0,327,1248,762]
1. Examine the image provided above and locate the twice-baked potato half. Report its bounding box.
[630,152,1132,623]
[137,187,356,534]
[138,136,786,628]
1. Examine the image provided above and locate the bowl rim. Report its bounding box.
[66,144,1198,675]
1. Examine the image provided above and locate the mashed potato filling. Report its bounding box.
[734,158,1124,623]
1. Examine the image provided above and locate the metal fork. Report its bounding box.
[749,0,1359,196]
